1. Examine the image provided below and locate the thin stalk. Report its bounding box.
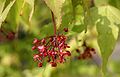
[51,11,57,36]
[20,0,25,16]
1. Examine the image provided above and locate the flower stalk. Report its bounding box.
[51,11,57,36]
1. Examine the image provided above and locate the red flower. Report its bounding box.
[32,32,71,67]
[6,31,15,40]
[64,28,68,32]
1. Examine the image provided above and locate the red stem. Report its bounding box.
[51,11,56,36]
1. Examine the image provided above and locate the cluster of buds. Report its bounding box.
[6,31,15,40]
[76,42,96,60]
[32,28,71,67]
[0,28,15,40]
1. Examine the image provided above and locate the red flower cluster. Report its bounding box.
[0,28,15,40]
[6,31,15,40]
[32,33,71,67]
[77,47,96,60]
[76,42,96,60]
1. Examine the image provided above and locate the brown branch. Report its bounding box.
[51,11,56,36]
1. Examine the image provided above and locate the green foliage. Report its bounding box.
[0,0,6,14]
[44,0,65,29]
[109,0,120,10]
[97,17,116,74]
[0,0,15,27]
[25,0,35,22]
[91,5,120,75]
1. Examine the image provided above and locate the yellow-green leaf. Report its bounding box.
[25,0,35,22]
[0,0,16,28]
[44,0,65,29]
[91,5,120,75]
[0,0,6,14]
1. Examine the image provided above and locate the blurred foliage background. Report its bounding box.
[0,0,120,77]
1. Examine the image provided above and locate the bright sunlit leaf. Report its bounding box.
[44,0,65,29]
[0,0,16,28]
[91,5,120,75]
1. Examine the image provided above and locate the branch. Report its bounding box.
[51,11,56,35]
